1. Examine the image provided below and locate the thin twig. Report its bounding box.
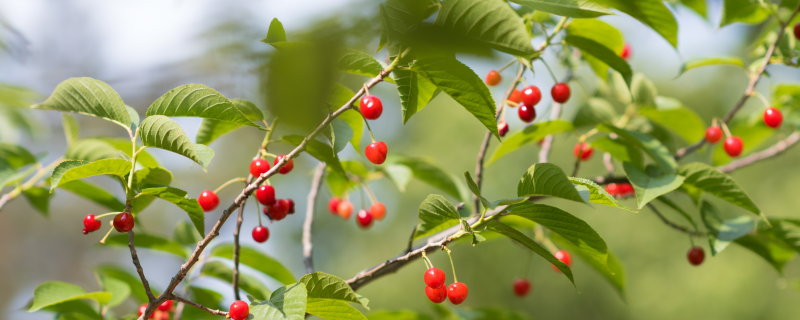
[231,176,252,300]
[303,163,327,274]
[406,225,418,254]
[647,203,704,236]
[170,295,228,317]
[718,132,800,173]
[0,157,63,212]
[128,230,156,302]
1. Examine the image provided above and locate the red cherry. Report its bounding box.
[687,246,705,266]
[255,185,276,206]
[337,201,353,219]
[370,202,386,221]
[498,121,509,137]
[425,285,447,303]
[157,300,172,311]
[286,198,295,214]
[513,278,531,297]
[83,214,102,234]
[705,126,723,143]
[521,86,542,106]
[356,210,373,228]
[763,107,783,128]
[573,142,593,161]
[518,104,536,123]
[485,70,502,86]
[620,43,631,60]
[551,250,572,272]
[447,282,468,305]
[252,226,270,243]
[154,311,169,320]
[138,304,155,319]
[113,212,134,233]
[618,183,634,196]
[604,183,619,196]
[328,197,341,215]
[360,95,384,120]
[198,190,220,212]
[508,89,522,104]
[249,158,270,178]
[794,23,800,40]
[274,154,294,174]
[724,136,743,157]
[424,268,446,289]
[551,83,571,103]
[266,199,289,221]
[365,141,388,165]
[229,300,249,320]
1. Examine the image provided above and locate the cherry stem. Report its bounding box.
[521,77,529,87]
[522,249,533,278]
[721,121,733,138]
[752,91,772,109]
[540,58,559,84]
[95,212,120,219]
[363,115,377,143]
[421,251,433,269]
[358,184,366,209]
[99,226,115,244]
[213,177,247,194]
[262,153,278,159]
[255,198,263,226]
[260,118,279,156]
[711,117,718,128]
[500,101,507,122]
[363,84,370,97]
[361,182,378,205]
[506,101,520,108]
[497,59,517,73]
[443,245,457,283]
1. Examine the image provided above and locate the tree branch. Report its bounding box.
[128,230,156,302]
[170,295,228,317]
[303,163,326,274]
[718,132,800,173]
[647,203,704,236]
[0,158,63,212]
[231,175,251,301]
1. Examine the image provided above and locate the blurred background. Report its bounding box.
[2,0,800,319]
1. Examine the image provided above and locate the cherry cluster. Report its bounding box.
[81,212,134,235]
[137,300,174,320]
[327,196,386,229]
[705,107,783,157]
[423,267,468,305]
[252,156,296,243]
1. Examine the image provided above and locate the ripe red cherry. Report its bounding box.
[255,185,276,206]
[518,104,536,123]
[605,183,620,196]
[365,141,388,165]
[763,107,783,128]
[274,154,294,174]
[424,268,446,289]
[138,303,155,319]
[82,214,102,234]
[618,183,634,196]
[425,285,447,303]
[551,250,572,272]
[198,190,220,212]
[328,197,341,215]
[154,311,169,320]
[229,300,249,320]
[521,85,542,106]
[356,210,373,228]
[705,126,723,143]
[551,83,571,103]
[498,121,509,137]
[620,43,631,60]
[447,282,468,305]
[687,246,705,266]
[485,70,502,86]
[370,202,386,221]
[360,95,383,120]
[337,201,353,219]
[249,158,270,178]
[508,89,522,105]
[266,199,289,221]
[795,23,800,40]
[286,198,295,214]
[157,300,173,311]
[252,226,270,243]
[724,136,743,157]
[573,142,593,161]
[513,278,531,297]
[113,212,134,233]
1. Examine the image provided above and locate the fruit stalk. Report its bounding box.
[303,163,326,274]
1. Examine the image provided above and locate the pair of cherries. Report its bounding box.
[573,142,593,161]
[706,107,783,157]
[328,197,387,228]
[254,184,295,242]
[424,267,468,305]
[82,212,134,235]
[605,183,634,198]
[359,95,389,165]
[137,300,174,320]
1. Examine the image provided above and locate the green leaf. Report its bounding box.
[565,19,625,81]
[368,311,432,320]
[720,0,770,27]
[0,143,36,169]
[29,281,112,312]
[508,203,609,270]
[487,120,574,165]
[594,0,678,48]
[250,283,308,320]
[139,115,213,170]
[105,233,187,258]
[94,265,158,303]
[326,84,364,152]
[0,158,16,188]
[414,194,462,240]
[392,157,466,201]
[196,99,266,145]
[96,274,130,308]
[201,261,271,300]
[735,233,795,274]
[623,162,684,209]
[32,77,132,133]
[134,167,173,189]
[677,162,763,221]
[630,73,657,106]
[335,49,395,84]
[50,159,132,192]
[597,124,676,172]
[306,299,368,320]
[700,201,756,256]
[565,35,632,85]
[210,244,297,285]
[574,98,619,128]
[511,0,613,18]
[676,57,746,77]
[173,220,202,245]
[570,177,635,212]
[58,180,125,211]
[65,138,159,168]
[43,301,99,320]
[395,68,440,124]
[183,287,225,320]
[410,57,498,138]
[550,234,625,300]
[639,99,705,142]
[590,136,644,168]
[23,187,52,216]
[127,106,141,133]
[381,164,413,192]
[680,0,707,17]
[146,84,260,128]
[484,221,575,286]
[264,18,287,44]
[62,113,80,146]
[329,118,354,154]
[517,163,584,203]
[300,272,369,308]
[435,0,535,55]
[281,135,345,175]
[138,187,205,235]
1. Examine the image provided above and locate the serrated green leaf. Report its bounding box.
[281,135,345,175]
[29,281,112,312]
[43,301,99,320]
[395,68,440,124]
[32,77,132,133]
[517,163,584,203]
[250,283,308,320]
[511,0,613,17]
[574,98,618,128]
[677,162,763,221]
[590,136,644,168]
[551,234,625,300]
[680,0,707,17]
[414,194,461,239]
[593,0,678,48]
[570,177,635,212]
[196,99,266,145]
[66,138,158,168]
[210,244,297,285]
[335,49,395,84]
[50,159,132,192]
[435,0,535,55]
[306,299,368,320]
[146,84,260,128]
[677,57,746,76]
[464,171,490,208]
[62,113,80,146]
[105,233,187,258]
[59,180,125,211]
[264,18,287,44]
[23,187,51,216]
[410,58,498,138]
[94,265,159,304]
[329,118,354,154]
[639,98,705,142]
[381,164,413,192]
[173,220,202,245]
[735,233,794,274]
[326,84,364,152]
[134,167,172,189]
[630,73,657,106]
[139,115,213,170]
[623,162,684,209]
[700,201,756,256]
[393,157,465,200]
[138,187,205,234]
[96,274,130,308]
[487,120,574,165]
[597,124,676,172]
[0,143,36,169]
[565,35,632,85]
[201,261,272,301]
[127,106,140,133]
[300,272,369,308]
[720,0,770,27]
[566,19,624,81]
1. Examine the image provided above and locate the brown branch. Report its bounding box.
[537,102,562,163]
[718,132,800,173]
[128,230,156,302]
[675,3,800,160]
[170,295,228,317]
[231,176,251,300]
[303,163,326,274]
[647,203,704,236]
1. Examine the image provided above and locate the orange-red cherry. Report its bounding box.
[138,304,155,319]
[573,142,593,161]
[266,199,289,221]
[508,89,522,105]
[370,202,386,220]
[620,43,631,60]
[485,70,502,86]
[337,201,353,219]
[763,107,783,128]
[83,214,102,234]
[157,300,173,312]
[328,197,341,215]
[705,126,723,143]
[551,250,572,272]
